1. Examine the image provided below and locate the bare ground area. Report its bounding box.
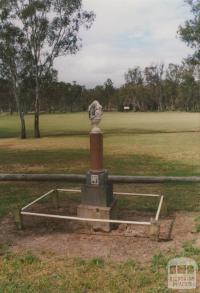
[1,203,199,264]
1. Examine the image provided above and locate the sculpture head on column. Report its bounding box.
[88,100,103,133]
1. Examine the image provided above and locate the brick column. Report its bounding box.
[90,132,103,171]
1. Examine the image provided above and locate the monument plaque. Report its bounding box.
[91,174,99,185]
[77,100,117,232]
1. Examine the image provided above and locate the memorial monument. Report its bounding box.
[77,100,117,232]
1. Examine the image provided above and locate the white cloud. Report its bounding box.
[54,0,193,87]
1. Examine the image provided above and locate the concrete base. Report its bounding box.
[81,183,113,207]
[81,170,113,207]
[77,200,117,232]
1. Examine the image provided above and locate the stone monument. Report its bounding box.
[77,100,117,232]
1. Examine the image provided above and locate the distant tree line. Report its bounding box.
[1,62,200,115]
[119,62,200,112]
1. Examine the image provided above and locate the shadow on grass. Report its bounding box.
[0,148,199,216]
[36,129,200,138]
[0,181,199,221]
[116,182,200,213]
[0,128,23,139]
[0,148,199,176]
[0,128,199,138]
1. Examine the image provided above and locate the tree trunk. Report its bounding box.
[34,98,40,138]
[19,110,26,139]
[9,104,13,115]
[12,78,26,139]
[15,99,26,139]
[158,99,163,111]
[34,77,40,138]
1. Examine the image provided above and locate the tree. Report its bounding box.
[165,64,181,110]
[178,0,200,110]
[63,81,82,112]
[125,67,143,85]
[0,13,30,138]
[124,67,144,111]
[178,0,200,65]
[104,78,115,110]
[144,63,165,111]
[0,0,95,137]
[91,85,105,109]
[179,63,198,111]
[0,78,15,113]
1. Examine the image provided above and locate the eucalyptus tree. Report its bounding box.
[165,64,182,110]
[69,82,84,112]
[0,11,30,138]
[0,0,95,137]
[178,63,198,111]
[144,63,165,111]
[104,79,115,110]
[0,78,14,113]
[124,67,143,85]
[178,0,200,108]
[92,85,105,109]
[178,0,200,65]
[124,67,144,111]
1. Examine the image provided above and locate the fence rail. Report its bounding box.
[0,173,200,183]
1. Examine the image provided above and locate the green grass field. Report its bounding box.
[0,112,200,212]
[0,111,200,173]
[0,112,200,292]
[0,111,200,137]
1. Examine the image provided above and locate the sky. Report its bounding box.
[54,0,193,88]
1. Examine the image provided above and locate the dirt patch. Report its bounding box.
[1,207,199,264]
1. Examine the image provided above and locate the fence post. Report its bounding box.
[149,218,160,240]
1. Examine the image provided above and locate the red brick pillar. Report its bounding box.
[90,132,103,171]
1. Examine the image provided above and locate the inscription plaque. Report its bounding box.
[91,174,99,185]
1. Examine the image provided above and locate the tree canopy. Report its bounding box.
[179,0,200,65]
[0,0,95,137]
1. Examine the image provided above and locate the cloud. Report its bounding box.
[54,0,193,87]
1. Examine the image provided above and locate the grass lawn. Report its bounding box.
[0,248,198,293]
[0,111,200,138]
[0,112,200,213]
[1,240,200,292]
[0,112,200,292]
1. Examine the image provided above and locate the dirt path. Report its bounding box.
[1,211,199,264]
